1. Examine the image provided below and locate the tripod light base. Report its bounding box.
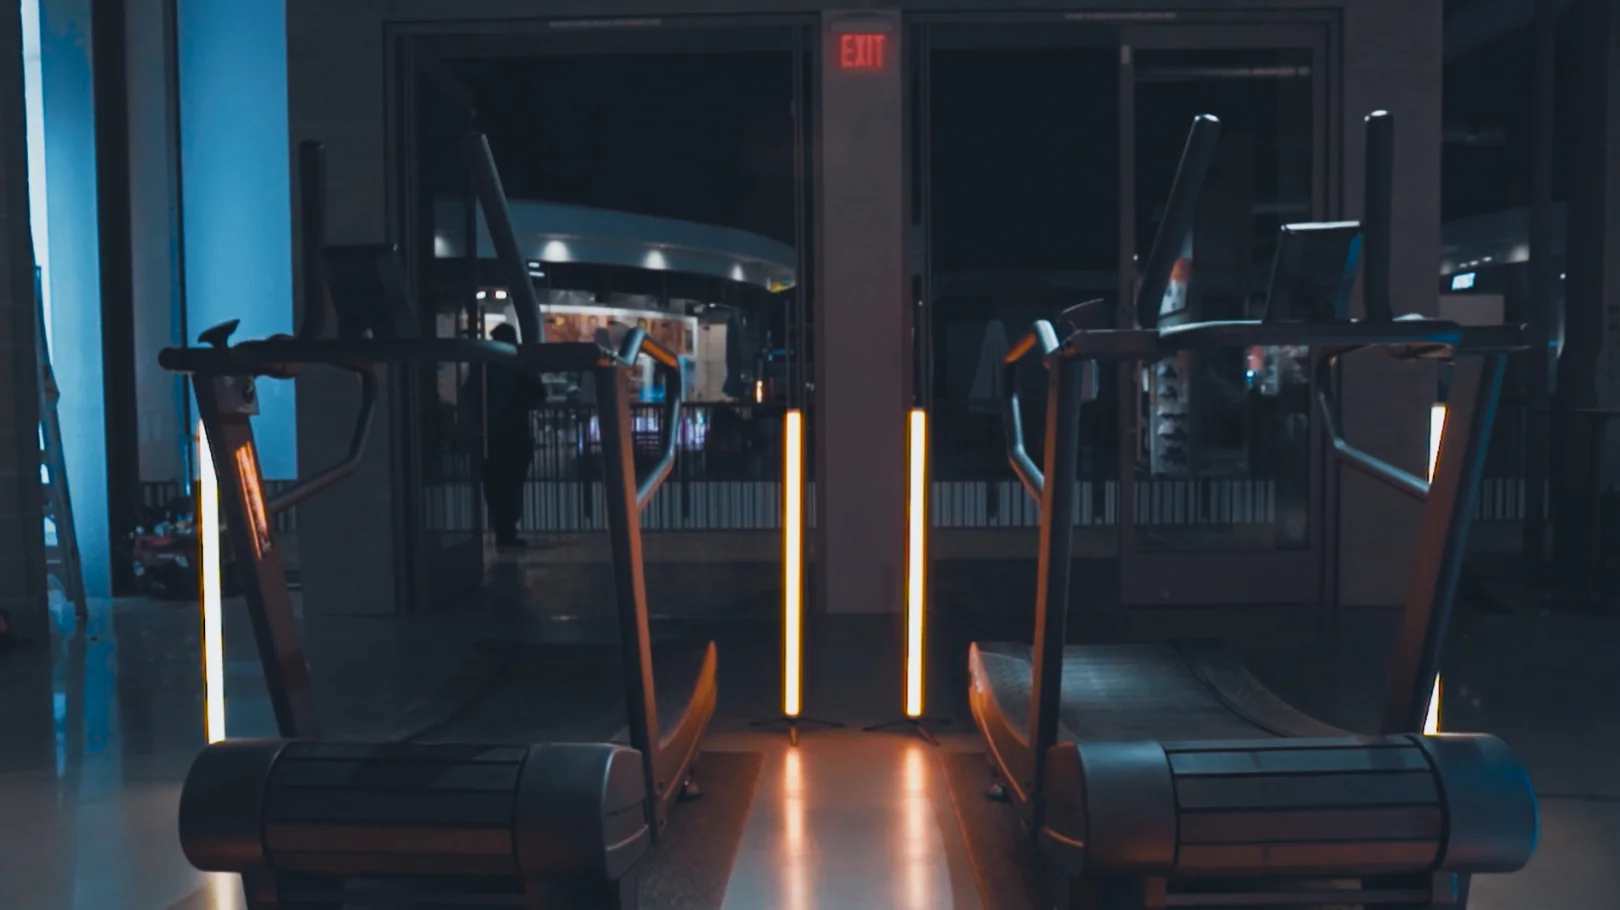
[863,717,951,746]
[750,716,845,746]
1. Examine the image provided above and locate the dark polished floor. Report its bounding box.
[0,550,1616,909]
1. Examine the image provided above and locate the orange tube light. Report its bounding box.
[199,422,226,744]
[904,408,928,718]
[782,409,805,718]
[1425,404,1447,735]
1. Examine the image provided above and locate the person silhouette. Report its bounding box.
[481,322,541,547]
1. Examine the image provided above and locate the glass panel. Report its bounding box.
[925,42,1121,518]
[415,72,487,607]
[1131,46,1316,551]
[413,46,807,631]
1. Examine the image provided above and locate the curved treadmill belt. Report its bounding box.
[972,640,1348,741]
[413,640,717,746]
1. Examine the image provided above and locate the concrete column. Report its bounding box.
[287,0,398,615]
[127,0,184,484]
[37,0,110,596]
[816,11,909,616]
[1,0,49,641]
[1336,0,1444,607]
[177,0,296,479]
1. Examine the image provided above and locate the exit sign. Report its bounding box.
[838,32,888,71]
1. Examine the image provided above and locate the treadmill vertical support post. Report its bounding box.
[1027,355,1084,830]
[195,376,322,740]
[593,365,664,838]
[1380,353,1507,734]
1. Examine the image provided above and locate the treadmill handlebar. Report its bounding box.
[159,336,622,376]
[161,327,689,511]
[996,314,1525,510]
[1050,317,1528,363]
[1314,354,1431,504]
[462,131,545,345]
[1000,320,1062,503]
[612,328,685,508]
[267,364,376,517]
[1136,115,1221,332]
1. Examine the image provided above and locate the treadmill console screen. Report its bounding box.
[1263,222,1362,324]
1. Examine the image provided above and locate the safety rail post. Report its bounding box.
[593,360,664,839]
[1027,353,1084,832]
[194,376,321,740]
[1381,352,1509,734]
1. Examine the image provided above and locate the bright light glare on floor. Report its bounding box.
[1425,403,1447,735]
[901,744,933,910]
[905,409,927,718]
[782,749,809,910]
[200,422,226,744]
[782,410,804,718]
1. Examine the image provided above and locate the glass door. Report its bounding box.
[395,21,814,629]
[1117,24,1330,605]
[914,16,1125,625]
[401,45,490,613]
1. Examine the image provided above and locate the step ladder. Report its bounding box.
[36,267,86,620]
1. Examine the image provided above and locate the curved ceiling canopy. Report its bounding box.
[434,197,797,293]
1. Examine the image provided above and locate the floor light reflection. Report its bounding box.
[899,743,933,910]
[782,749,810,910]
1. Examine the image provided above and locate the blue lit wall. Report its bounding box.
[35,0,110,596]
[177,0,296,478]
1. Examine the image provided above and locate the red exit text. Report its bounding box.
[838,33,888,72]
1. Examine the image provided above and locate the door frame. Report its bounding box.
[386,16,819,612]
[1115,21,1337,607]
[908,13,1339,608]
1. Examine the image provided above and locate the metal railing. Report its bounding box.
[142,395,1543,535]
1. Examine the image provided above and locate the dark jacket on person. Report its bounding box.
[485,367,541,446]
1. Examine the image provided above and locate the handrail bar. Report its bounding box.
[1000,320,1061,503]
[159,338,613,375]
[611,328,685,509]
[267,365,377,516]
[158,332,689,513]
[1050,319,1527,364]
[1314,356,1429,503]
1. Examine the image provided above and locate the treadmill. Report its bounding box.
[969,113,1539,908]
[168,134,715,910]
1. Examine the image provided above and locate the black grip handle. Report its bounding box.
[1362,111,1396,323]
[1136,115,1221,331]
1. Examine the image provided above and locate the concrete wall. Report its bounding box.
[286,0,1440,612]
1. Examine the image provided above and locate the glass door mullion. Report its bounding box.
[1116,39,1139,557]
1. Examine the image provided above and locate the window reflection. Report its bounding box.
[1133,47,1317,550]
